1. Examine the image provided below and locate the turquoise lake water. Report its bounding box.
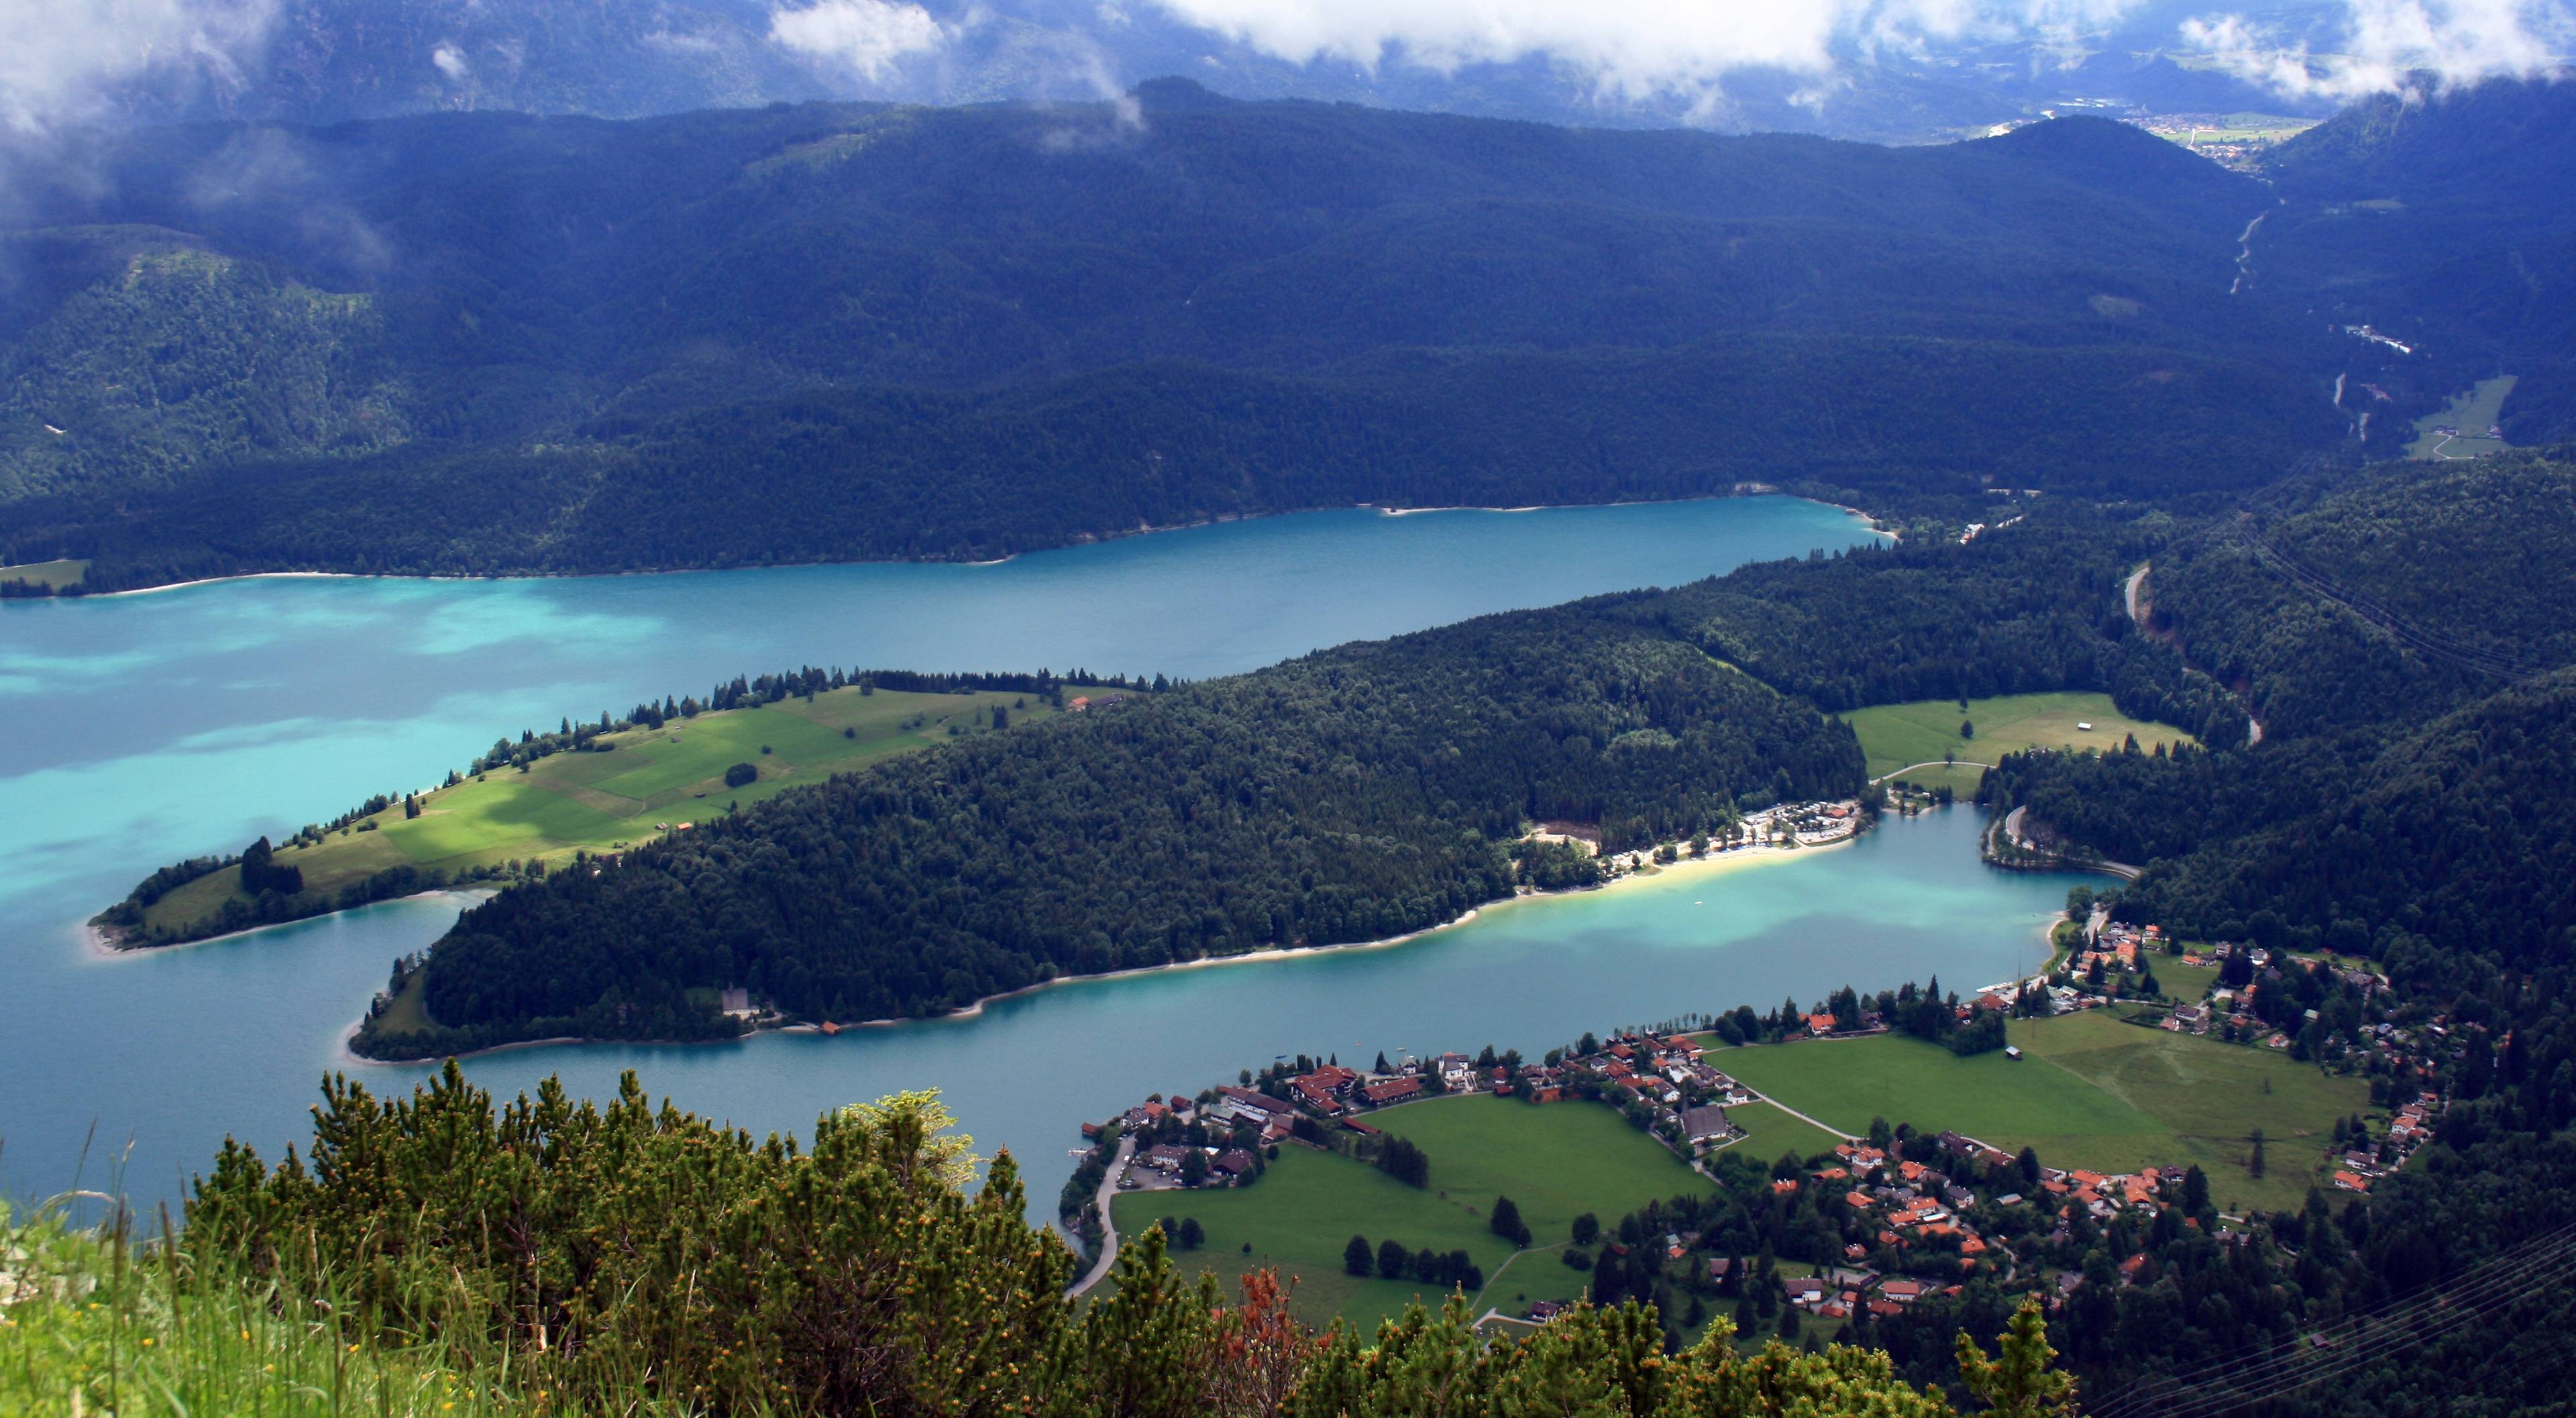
[0,498,2080,1219]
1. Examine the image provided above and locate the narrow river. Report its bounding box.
[0,498,2077,1219]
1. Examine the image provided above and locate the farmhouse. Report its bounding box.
[1680,1105,1738,1147]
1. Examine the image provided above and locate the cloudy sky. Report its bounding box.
[1,0,2567,133]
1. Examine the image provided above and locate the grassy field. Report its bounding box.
[1713,1012,2366,1214]
[1716,1099,1849,1164]
[1847,692,2196,794]
[1118,1095,1711,1330]
[143,686,1051,935]
[2408,374,2516,459]
[0,557,89,589]
[2155,958,2222,1002]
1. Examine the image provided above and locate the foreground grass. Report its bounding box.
[1118,1095,1711,1329]
[1845,692,2195,788]
[0,1199,731,1418]
[1712,1012,2366,1213]
[144,686,1051,936]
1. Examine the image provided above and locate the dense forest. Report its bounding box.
[0,85,2351,585]
[2,338,2337,590]
[360,604,1864,1056]
[1624,516,2249,743]
[2260,78,2576,449]
[1980,450,2576,962]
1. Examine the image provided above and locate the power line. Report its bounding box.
[2230,514,2558,679]
[2087,1227,2576,1418]
[2088,1218,2576,1418]
[2088,1217,2576,1417]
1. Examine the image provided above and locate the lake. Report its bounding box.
[0,497,2078,1219]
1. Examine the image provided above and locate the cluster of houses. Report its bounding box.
[1081,1093,1267,1191]
[2333,1091,2445,1194]
[1747,802,1863,849]
[1782,1266,1960,1321]
[1572,800,1865,880]
[1500,1033,1757,1152]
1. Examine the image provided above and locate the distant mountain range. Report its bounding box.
[86,0,2343,143]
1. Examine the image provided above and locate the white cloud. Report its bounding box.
[1138,0,2566,105]
[431,43,471,82]
[2181,0,2571,99]
[769,0,948,79]
[0,0,276,132]
[1135,0,2138,100]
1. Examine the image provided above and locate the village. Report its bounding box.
[1063,893,2457,1331]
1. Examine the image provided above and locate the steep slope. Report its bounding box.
[0,92,2343,586]
[2260,77,2576,445]
[1978,450,2576,972]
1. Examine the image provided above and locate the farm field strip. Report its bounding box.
[1844,692,2194,787]
[1123,1095,1712,1329]
[1704,1013,2367,1214]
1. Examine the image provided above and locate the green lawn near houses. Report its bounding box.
[2017,1009,2369,1214]
[1846,692,2195,787]
[1710,1011,2365,1215]
[140,686,1052,936]
[2153,958,2222,1003]
[0,557,89,590]
[2408,375,2516,459]
[1120,1094,1713,1331]
[1715,1099,1851,1166]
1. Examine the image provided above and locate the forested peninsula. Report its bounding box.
[95,667,1147,950]
[346,510,2236,1060]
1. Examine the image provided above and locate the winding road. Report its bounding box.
[1065,1135,1136,1298]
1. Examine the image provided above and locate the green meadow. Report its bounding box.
[1711,1011,2366,1214]
[142,686,1051,936]
[0,557,89,589]
[2408,374,2516,459]
[1846,691,2196,797]
[1119,1095,1711,1329]
[1717,1099,1850,1165]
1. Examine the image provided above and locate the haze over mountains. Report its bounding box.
[21,0,2540,143]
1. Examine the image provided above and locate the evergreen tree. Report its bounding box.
[1344,1235,1374,1276]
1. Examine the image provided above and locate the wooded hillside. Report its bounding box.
[1,89,2345,584]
